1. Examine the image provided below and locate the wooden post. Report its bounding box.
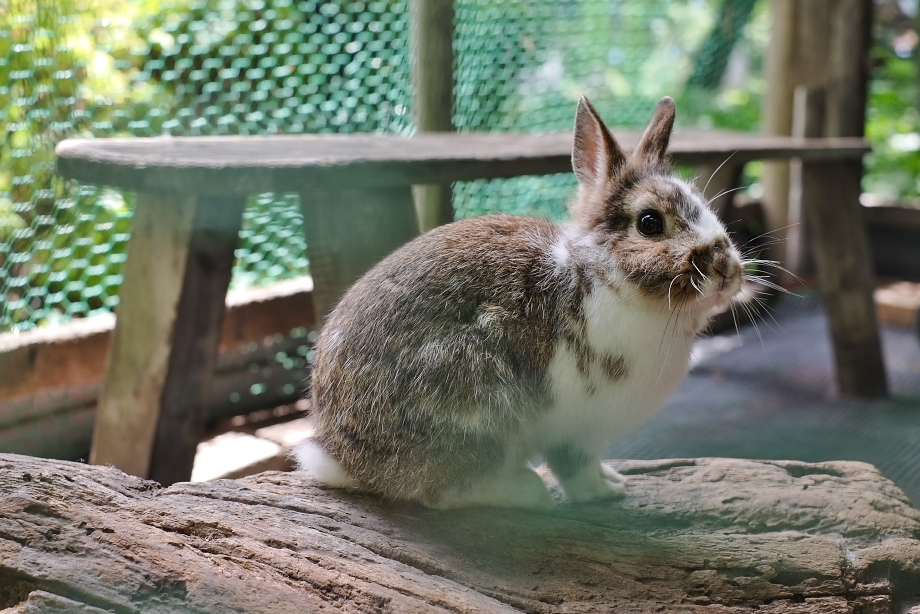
[760,0,796,270]
[90,194,245,483]
[762,0,886,397]
[410,0,455,232]
[824,0,872,139]
[796,98,887,396]
[299,186,418,323]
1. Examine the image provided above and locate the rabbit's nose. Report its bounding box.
[712,253,741,279]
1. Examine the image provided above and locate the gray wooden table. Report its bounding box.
[55,130,886,484]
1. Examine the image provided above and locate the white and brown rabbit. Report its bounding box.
[295,96,744,509]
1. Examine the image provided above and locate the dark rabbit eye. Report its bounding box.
[637,210,665,236]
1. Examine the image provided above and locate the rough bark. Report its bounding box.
[1,453,919,613]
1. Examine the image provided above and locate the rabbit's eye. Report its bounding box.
[637,210,665,236]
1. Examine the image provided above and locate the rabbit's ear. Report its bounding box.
[572,97,626,190]
[633,96,676,165]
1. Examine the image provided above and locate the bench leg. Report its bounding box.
[90,193,245,484]
[299,186,419,323]
[802,160,888,397]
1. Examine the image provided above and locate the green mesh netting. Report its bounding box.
[1,0,767,333]
[0,1,766,423]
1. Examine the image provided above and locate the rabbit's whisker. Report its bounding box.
[667,273,685,310]
[736,297,768,354]
[690,259,707,280]
[743,274,799,297]
[742,258,804,285]
[690,277,703,296]
[739,223,799,249]
[705,185,747,209]
[729,300,743,345]
[701,151,738,198]
[740,239,786,256]
[657,297,685,381]
[659,295,685,354]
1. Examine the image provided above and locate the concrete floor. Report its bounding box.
[607,292,920,507]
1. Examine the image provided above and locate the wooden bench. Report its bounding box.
[55,130,886,485]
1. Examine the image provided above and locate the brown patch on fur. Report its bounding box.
[600,353,628,382]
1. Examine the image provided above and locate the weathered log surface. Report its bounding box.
[1,453,919,613]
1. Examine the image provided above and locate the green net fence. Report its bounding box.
[1,0,767,333]
[0,0,767,438]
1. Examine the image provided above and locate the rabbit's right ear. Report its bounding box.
[572,97,627,191]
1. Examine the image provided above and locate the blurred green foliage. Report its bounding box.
[864,44,920,205]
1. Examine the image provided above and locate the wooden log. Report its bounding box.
[2,453,919,613]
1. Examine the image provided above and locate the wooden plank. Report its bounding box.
[299,186,418,323]
[55,133,872,196]
[90,194,246,483]
[0,314,113,406]
[410,0,455,231]
[0,277,314,409]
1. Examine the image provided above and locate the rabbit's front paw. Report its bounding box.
[560,463,627,503]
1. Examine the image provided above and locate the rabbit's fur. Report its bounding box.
[295,97,744,509]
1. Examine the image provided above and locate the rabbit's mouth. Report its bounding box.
[671,253,744,313]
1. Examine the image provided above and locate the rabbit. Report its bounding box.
[294,96,745,510]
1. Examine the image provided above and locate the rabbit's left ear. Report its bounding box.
[572,96,627,191]
[633,97,676,166]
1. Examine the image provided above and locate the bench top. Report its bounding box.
[55,130,870,196]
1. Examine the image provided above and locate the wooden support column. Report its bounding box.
[796,84,887,398]
[410,0,455,231]
[802,159,887,397]
[760,0,796,269]
[299,186,418,323]
[763,0,885,397]
[90,194,246,483]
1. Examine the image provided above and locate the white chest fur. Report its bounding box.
[526,280,695,456]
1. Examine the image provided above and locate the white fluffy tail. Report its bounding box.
[292,439,360,489]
